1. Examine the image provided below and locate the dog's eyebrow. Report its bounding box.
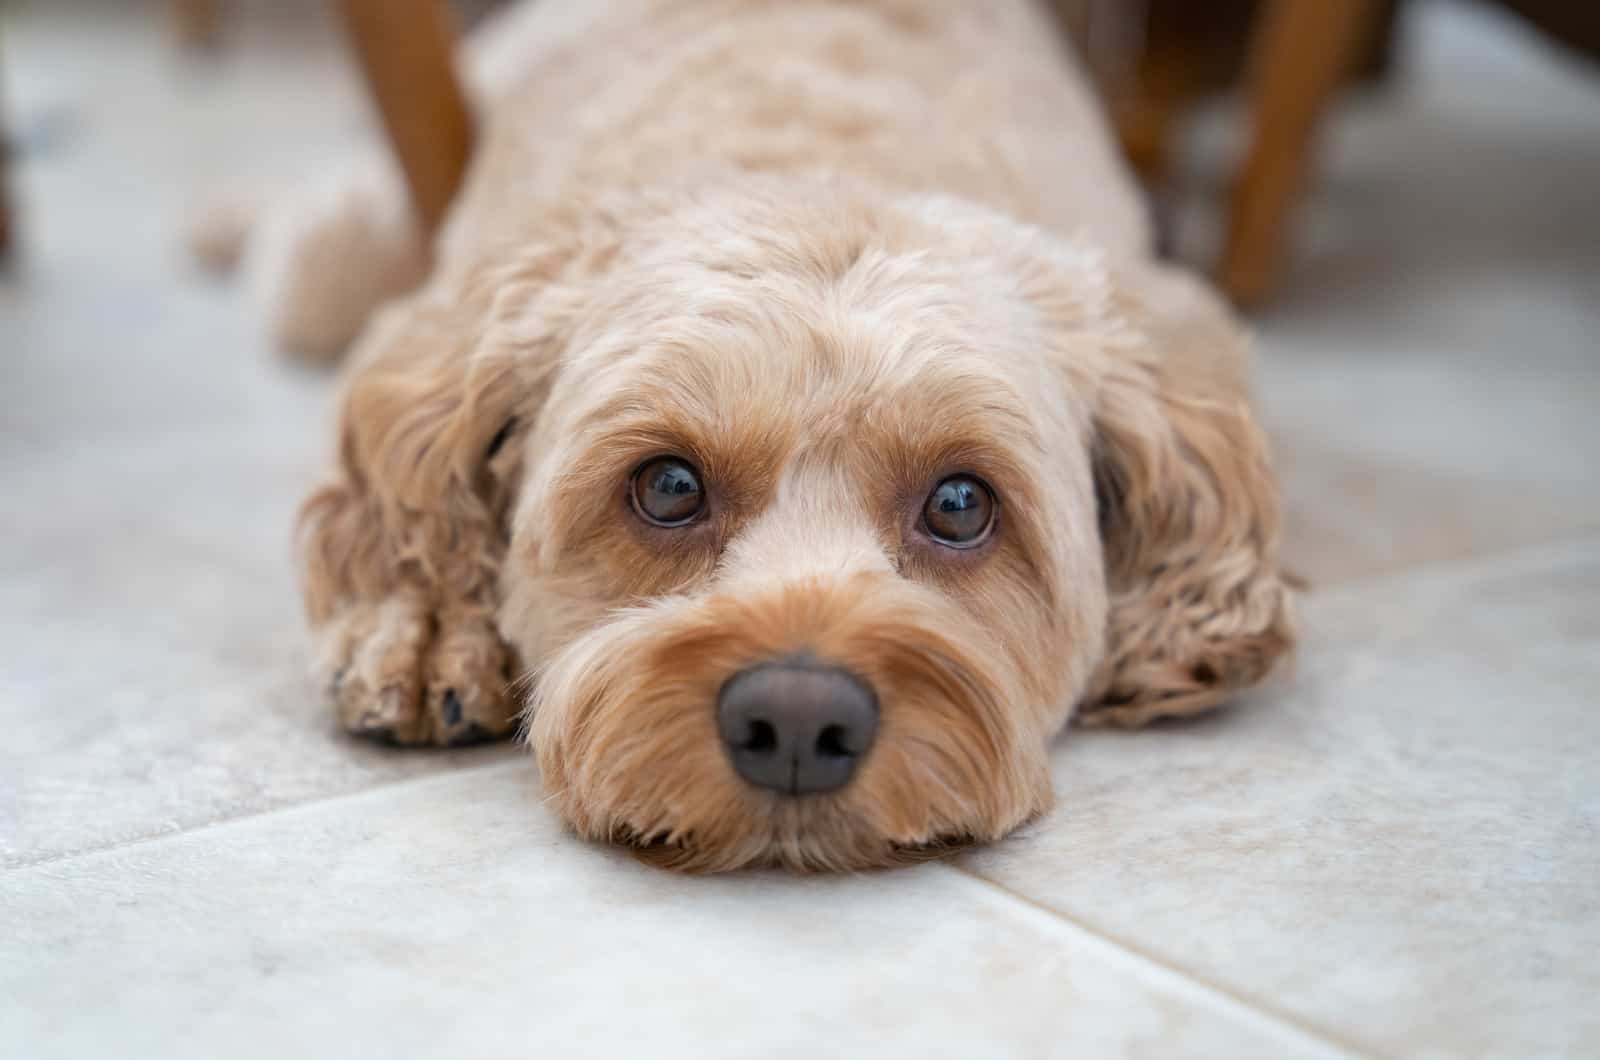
[485,418,518,460]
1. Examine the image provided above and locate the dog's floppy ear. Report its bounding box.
[888,199,1292,725]
[301,215,620,623]
[1075,262,1295,726]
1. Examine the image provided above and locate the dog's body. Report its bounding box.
[287,0,1294,871]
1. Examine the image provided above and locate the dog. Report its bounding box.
[252,0,1294,871]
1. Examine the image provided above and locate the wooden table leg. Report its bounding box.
[0,152,11,260]
[335,0,474,239]
[1219,0,1382,306]
[170,0,220,49]
[0,44,12,260]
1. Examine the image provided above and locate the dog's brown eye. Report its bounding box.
[631,457,705,527]
[922,476,995,548]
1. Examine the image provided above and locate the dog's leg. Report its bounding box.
[304,492,517,746]
[294,186,617,745]
[187,155,428,363]
[250,157,430,363]
[299,286,533,745]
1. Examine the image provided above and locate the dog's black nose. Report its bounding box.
[717,660,878,795]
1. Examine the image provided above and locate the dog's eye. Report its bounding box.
[631,457,705,527]
[922,475,995,548]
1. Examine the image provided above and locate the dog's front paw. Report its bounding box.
[315,595,518,746]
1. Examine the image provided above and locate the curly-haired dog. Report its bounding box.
[275,0,1294,871]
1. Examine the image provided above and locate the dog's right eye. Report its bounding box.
[631,457,705,527]
[921,475,996,548]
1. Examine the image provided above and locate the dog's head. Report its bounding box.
[360,179,1292,870]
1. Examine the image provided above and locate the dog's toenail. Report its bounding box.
[329,667,348,694]
[442,689,464,726]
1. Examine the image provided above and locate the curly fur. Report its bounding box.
[278,0,1294,869]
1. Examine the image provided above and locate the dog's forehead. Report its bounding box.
[566,243,1062,431]
[577,305,1042,487]
[535,187,1116,498]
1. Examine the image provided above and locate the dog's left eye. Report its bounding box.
[922,475,996,548]
[631,456,705,527]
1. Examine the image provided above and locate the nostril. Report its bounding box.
[814,724,852,759]
[741,718,778,754]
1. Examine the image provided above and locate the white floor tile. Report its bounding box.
[961,540,1600,1059]
[1,763,1358,1060]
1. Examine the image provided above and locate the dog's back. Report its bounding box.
[444,0,1149,270]
[198,0,1152,360]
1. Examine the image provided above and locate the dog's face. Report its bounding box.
[442,182,1291,870]
[498,189,1111,870]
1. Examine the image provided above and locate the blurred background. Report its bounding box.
[3,3,1598,1057]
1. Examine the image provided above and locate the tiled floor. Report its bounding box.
[2,2,1596,1058]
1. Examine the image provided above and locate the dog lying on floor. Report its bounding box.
[227,0,1295,871]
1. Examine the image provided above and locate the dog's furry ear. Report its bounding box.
[1075,262,1295,727]
[889,198,1292,724]
[301,217,619,622]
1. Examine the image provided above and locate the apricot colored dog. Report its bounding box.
[266,0,1293,870]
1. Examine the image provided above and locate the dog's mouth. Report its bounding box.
[611,824,979,872]
[888,833,979,862]
[611,826,690,870]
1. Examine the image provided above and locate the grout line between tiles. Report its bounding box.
[4,757,529,875]
[940,862,1387,1060]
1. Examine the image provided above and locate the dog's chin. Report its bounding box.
[618,821,988,874]
[620,826,985,877]
[527,575,1053,873]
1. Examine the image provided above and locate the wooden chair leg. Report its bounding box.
[335,0,474,239]
[170,0,220,50]
[1219,0,1383,306]
[0,149,11,261]
[1117,94,1185,187]
[0,46,12,260]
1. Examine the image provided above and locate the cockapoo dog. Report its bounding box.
[226,0,1295,871]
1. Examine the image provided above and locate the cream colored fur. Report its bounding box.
[275,0,1292,871]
